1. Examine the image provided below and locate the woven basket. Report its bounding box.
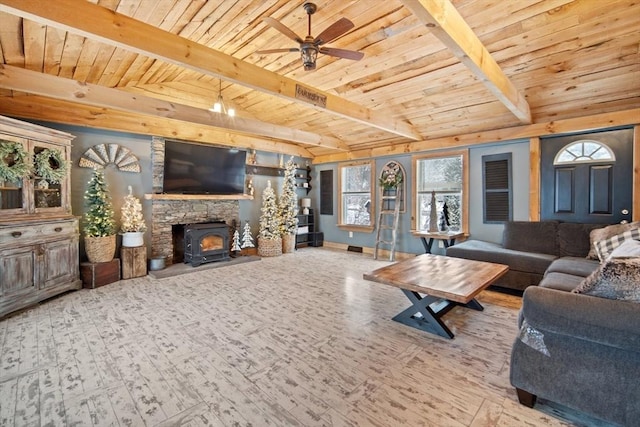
[258,237,282,257]
[282,234,296,253]
[85,235,116,263]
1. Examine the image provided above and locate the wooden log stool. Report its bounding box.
[121,245,147,279]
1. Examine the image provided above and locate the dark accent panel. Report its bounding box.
[590,165,613,214]
[484,159,509,189]
[482,153,512,223]
[320,169,333,215]
[485,192,510,222]
[554,168,574,213]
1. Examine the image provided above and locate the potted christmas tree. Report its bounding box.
[120,185,146,247]
[279,156,298,253]
[83,168,117,263]
[258,180,282,257]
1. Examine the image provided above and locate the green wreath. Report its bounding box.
[0,140,32,184]
[35,148,68,184]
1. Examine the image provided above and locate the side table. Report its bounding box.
[121,245,147,279]
[411,231,465,253]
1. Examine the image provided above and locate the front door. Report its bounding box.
[540,128,633,224]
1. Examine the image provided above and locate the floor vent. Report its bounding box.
[347,245,363,253]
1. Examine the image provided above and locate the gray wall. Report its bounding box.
[315,141,532,254]
[34,119,531,257]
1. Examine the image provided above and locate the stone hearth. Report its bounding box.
[150,199,239,265]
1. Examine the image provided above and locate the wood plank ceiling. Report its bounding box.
[0,0,638,162]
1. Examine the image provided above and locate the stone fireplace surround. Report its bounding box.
[150,199,239,265]
[150,137,241,265]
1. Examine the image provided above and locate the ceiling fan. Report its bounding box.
[257,2,364,71]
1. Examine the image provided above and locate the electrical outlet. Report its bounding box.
[438,240,444,248]
[349,231,353,238]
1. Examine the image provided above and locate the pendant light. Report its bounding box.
[209,80,235,117]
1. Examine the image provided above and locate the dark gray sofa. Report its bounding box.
[510,284,640,426]
[446,221,603,291]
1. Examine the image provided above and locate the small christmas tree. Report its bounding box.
[258,180,282,256]
[84,168,116,237]
[231,229,241,252]
[259,181,280,240]
[241,222,255,248]
[120,185,146,233]
[279,156,299,236]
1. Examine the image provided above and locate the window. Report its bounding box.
[554,140,615,165]
[338,161,374,230]
[482,153,512,223]
[413,150,468,233]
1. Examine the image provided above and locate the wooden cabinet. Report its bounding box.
[0,115,80,318]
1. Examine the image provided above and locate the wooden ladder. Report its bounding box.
[374,186,401,261]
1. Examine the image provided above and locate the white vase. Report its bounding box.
[122,231,144,247]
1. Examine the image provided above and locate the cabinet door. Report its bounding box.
[0,137,29,215]
[31,140,69,214]
[40,238,79,289]
[0,246,36,298]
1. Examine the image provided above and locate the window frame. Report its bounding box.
[482,152,513,224]
[411,149,469,234]
[338,160,375,232]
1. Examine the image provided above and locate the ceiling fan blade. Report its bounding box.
[262,17,304,44]
[256,48,300,54]
[314,18,355,45]
[319,47,364,61]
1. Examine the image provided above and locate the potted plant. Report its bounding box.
[279,156,298,253]
[83,168,117,263]
[120,185,146,247]
[258,180,282,257]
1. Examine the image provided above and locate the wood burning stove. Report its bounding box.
[184,222,230,266]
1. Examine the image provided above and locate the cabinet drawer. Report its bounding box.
[0,219,78,246]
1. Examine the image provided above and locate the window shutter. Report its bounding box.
[483,154,512,223]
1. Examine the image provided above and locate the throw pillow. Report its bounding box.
[573,257,640,302]
[587,221,640,260]
[594,228,640,262]
[608,239,640,260]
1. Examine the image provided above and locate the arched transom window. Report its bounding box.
[553,140,615,165]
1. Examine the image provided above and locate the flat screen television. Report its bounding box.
[162,140,246,195]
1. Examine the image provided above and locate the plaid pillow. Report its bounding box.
[594,228,640,262]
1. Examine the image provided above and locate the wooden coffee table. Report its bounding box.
[363,254,508,339]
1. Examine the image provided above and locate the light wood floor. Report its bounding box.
[0,248,617,426]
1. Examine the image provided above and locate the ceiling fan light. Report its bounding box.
[301,45,318,70]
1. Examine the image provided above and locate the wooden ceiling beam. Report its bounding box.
[400,0,532,124]
[313,108,640,164]
[0,95,313,158]
[0,0,422,141]
[0,64,345,150]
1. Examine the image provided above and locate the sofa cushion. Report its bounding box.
[587,221,640,259]
[502,221,559,256]
[573,257,640,302]
[594,228,640,262]
[557,222,604,257]
[544,257,600,278]
[446,240,556,275]
[539,271,585,292]
[609,238,640,259]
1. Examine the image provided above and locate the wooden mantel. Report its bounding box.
[144,194,253,201]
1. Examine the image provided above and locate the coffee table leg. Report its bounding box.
[460,298,484,311]
[392,289,455,339]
